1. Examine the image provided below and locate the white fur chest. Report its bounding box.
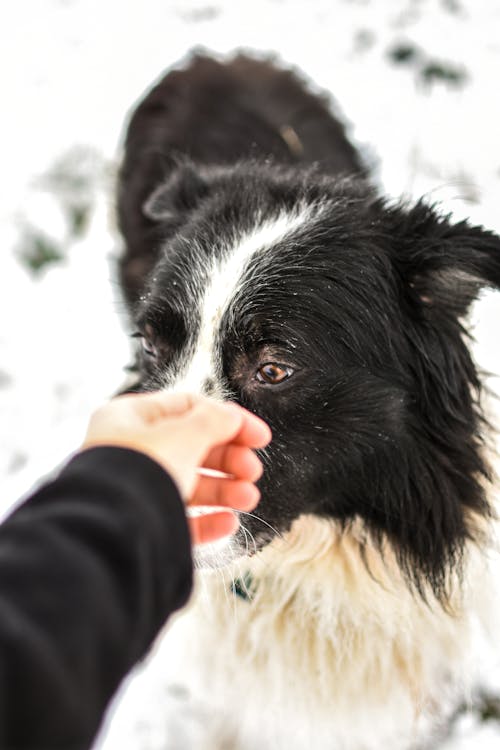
[98,515,500,750]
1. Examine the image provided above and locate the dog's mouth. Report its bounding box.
[191,509,275,570]
[190,467,278,569]
[192,534,243,570]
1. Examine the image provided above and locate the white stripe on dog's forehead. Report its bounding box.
[171,209,309,394]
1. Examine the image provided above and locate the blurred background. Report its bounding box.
[1,0,500,746]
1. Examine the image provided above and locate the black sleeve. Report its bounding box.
[0,446,193,750]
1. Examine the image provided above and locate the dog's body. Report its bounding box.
[109,53,500,749]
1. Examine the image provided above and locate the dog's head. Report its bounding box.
[129,161,500,599]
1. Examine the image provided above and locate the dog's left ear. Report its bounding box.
[382,200,500,316]
[143,162,209,222]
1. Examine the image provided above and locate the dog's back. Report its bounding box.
[118,53,364,303]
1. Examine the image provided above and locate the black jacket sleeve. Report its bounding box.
[0,446,193,750]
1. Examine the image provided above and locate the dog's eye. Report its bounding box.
[256,363,294,385]
[132,331,158,359]
[141,337,158,358]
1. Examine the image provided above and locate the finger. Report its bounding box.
[202,444,263,481]
[185,401,271,457]
[189,511,239,545]
[189,476,261,510]
[115,391,200,421]
[185,400,244,445]
[226,405,272,448]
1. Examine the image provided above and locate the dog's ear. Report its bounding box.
[382,200,500,316]
[143,163,209,222]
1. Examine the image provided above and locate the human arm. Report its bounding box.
[0,393,270,749]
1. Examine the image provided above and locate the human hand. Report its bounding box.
[82,392,271,545]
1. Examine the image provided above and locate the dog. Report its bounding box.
[111,52,500,749]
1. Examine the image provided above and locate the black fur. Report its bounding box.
[118,53,364,304]
[117,53,500,601]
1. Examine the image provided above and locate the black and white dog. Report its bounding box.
[111,53,500,749]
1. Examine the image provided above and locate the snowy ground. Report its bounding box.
[1,0,500,747]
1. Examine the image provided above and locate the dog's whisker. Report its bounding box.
[240,521,258,558]
[217,563,233,615]
[240,523,251,557]
[236,509,284,541]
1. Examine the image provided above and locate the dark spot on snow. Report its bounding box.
[166,684,190,701]
[8,452,28,474]
[441,0,463,15]
[176,5,220,22]
[38,145,106,242]
[387,42,467,90]
[419,60,467,88]
[477,694,500,721]
[16,226,65,275]
[353,29,376,53]
[0,370,12,389]
[67,203,92,239]
[388,42,419,65]
[16,145,109,275]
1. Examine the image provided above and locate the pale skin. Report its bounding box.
[82,392,272,545]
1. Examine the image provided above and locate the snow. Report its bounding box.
[1,0,500,746]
